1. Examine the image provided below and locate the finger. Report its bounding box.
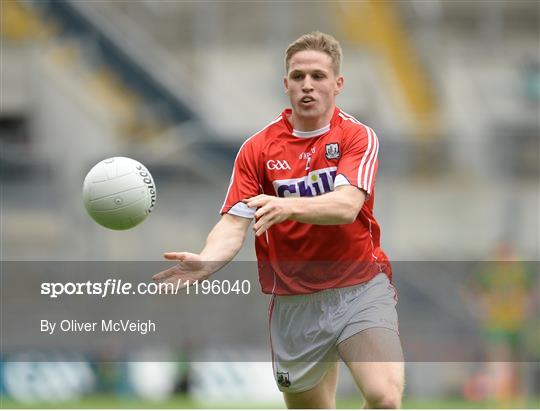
[257,209,284,235]
[253,214,275,236]
[255,223,269,236]
[158,281,170,294]
[252,212,269,232]
[152,267,176,281]
[242,195,262,203]
[254,204,272,220]
[163,252,187,261]
[246,199,263,208]
[159,278,186,294]
[159,281,177,294]
[247,196,272,209]
[255,207,279,227]
[257,206,275,224]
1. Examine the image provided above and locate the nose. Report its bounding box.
[302,76,314,92]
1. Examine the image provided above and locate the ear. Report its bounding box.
[283,76,289,94]
[334,75,344,96]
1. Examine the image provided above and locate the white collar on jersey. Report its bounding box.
[292,124,331,138]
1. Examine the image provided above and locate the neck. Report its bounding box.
[289,107,334,131]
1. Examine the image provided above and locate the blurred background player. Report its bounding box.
[464,241,534,405]
[154,32,404,408]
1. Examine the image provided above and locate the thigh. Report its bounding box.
[337,328,404,401]
[283,361,339,409]
[270,293,341,394]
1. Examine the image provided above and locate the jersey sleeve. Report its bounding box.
[220,139,260,218]
[334,126,379,196]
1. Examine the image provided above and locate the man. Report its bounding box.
[154,32,404,409]
[464,242,533,404]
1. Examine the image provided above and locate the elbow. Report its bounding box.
[228,231,247,254]
[333,187,365,224]
[341,205,360,224]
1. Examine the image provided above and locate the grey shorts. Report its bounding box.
[269,273,399,393]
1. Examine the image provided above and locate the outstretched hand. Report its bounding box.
[152,252,211,293]
[244,194,292,236]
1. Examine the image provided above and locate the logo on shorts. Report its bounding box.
[276,371,291,388]
[325,143,340,160]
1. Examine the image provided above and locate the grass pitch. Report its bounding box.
[1,395,539,409]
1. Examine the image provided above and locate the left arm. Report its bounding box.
[244,185,365,236]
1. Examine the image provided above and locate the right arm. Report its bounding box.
[200,213,252,270]
[154,134,260,290]
[152,213,251,288]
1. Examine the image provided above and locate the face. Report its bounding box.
[284,50,344,129]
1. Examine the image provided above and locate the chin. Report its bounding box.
[296,106,320,117]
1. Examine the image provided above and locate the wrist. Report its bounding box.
[197,261,217,278]
[286,197,303,219]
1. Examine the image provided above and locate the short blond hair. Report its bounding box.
[285,31,343,75]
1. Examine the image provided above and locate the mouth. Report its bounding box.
[299,96,316,106]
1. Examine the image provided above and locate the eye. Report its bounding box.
[312,73,326,80]
[291,73,304,80]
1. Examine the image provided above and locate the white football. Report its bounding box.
[82,157,156,230]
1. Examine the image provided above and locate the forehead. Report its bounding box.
[288,50,333,73]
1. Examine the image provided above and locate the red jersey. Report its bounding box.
[220,107,391,295]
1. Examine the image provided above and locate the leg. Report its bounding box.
[283,361,339,409]
[338,328,405,409]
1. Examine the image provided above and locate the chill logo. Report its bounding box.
[272,167,337,197]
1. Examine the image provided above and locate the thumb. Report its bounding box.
[163,252,187,261]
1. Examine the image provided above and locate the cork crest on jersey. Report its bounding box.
[325,143,340,160]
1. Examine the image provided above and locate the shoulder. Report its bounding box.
[336,109,377,144]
